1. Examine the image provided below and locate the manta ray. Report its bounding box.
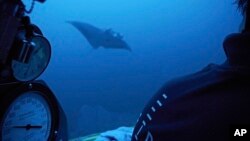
[67,21,132,52]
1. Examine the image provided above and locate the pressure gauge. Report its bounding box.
[11,35,51,82]
[1,91,52,141]
[10,24,51,82]
[0,80,68,141]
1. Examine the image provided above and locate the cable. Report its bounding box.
[25,0,36,14]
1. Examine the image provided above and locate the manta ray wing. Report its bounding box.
[102,35,132,51]
[67,21,103,48]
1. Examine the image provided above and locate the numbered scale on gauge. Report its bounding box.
[1,92,53,141]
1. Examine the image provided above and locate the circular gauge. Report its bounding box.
[0,81,67,140]
[1,91,53,141]
[11,34,51,82]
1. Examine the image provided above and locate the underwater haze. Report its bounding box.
[24,0,241,138]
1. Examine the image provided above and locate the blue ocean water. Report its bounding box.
[24,0,241,138]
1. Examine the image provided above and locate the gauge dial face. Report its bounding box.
[12,35,51,81]
[1,92,52,141]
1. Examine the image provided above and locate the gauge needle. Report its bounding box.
[13,124,42,130]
